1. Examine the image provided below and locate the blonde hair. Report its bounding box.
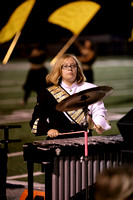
[46,54,86,86]
[95,165,133,200]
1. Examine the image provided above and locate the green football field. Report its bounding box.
[0,56,133,185]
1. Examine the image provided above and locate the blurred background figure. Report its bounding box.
[21,47,48,106]
[74,39,96,83]
[94,165,133,200]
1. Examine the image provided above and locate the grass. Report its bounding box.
[0,56,133,184]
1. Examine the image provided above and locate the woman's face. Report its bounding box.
[61,57,77,86]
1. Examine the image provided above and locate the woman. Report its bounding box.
[22,47,48,106]
[30,54,111,138]
[75,39,96,83]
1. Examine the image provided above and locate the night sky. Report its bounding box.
[0,0,132,45]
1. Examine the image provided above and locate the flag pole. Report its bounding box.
[50,34,78,66]
[2,31,21,65]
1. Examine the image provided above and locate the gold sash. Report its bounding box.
[47,85,85,125]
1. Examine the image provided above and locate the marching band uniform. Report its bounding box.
[30,81,111,137]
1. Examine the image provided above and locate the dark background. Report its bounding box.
[0,0,133,58]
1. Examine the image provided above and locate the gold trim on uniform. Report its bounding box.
[47,85,85,126]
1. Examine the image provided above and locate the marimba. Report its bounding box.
[23,134,123,200]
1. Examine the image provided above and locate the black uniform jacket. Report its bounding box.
[30,87,87,137]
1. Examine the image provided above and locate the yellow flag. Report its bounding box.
[128,28,133,42]
[0,0,35,43]
[48,1,101,36]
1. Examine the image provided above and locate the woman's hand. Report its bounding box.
[93,125,104,135]
[47,129,59,138]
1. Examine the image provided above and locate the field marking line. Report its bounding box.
[7,171,44,180]
[6,180,45,190]
[8,151,23,157]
